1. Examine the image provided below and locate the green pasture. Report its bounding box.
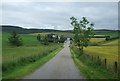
[2,32,63,79]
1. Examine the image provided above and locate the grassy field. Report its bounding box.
[90,38,105,43]
[84,38,119,63]
[29,32,74,36]
[70,48,118,79]
[101,39,119,46]
[29,32,119,38]
[3,47,63,80]
[3,45,61,63]
[70,38,119,79]
[84,39,119,70]
[2,33,42,47]
[97,32,119,38]
[84,46,118,64]
[2,32,63,79]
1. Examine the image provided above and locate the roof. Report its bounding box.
[91,35,110,38]
[63,35,110,38]
[63,35,74,38]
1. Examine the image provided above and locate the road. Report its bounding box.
[22,39,85,79]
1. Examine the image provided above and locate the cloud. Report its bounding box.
[1,2,118,30]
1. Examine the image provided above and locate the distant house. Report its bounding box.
[63,35,74,38]
[47,34,57,38]
[47,34,60,39]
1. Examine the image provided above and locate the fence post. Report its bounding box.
[98,56,99,61]
[97,56,99,65]
[115,61,117,73]
[105,58,107,68]
[92,56,93,60]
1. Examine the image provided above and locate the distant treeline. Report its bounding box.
[1,25,120,34]
[1,25,67,34]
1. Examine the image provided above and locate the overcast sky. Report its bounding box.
[1,2,118,30]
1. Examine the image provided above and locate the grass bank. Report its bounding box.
[2,32,63,80]
[2,46,63,80]
[70,48,118,79]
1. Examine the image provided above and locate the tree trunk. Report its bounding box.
[78,46,83,57]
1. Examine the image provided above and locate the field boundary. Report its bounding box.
[70,48,118,79]
[2,46,63,80]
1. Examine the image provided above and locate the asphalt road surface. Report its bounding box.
[22,39,85,79]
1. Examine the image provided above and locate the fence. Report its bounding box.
[85,54,118,73]
[71,46,119,74]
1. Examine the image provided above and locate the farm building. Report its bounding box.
[62,35,110,41]
[47,34,60,39]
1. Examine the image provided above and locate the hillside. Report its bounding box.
[1,25,119,35]
[1,25,65,34]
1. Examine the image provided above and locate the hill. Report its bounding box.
[1,25,119,35]
[1,25,65,34]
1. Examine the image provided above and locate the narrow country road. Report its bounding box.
[22,39,85,79]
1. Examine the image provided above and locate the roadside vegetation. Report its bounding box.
[69,16,119,79]
[2,31,65,80]
[70,35,119,79]
[70,48,118,79]
[70,16,95,56]
[3,47,63,80]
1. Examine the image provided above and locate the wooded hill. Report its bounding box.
[1,25,119,34]
[1,25,65,34]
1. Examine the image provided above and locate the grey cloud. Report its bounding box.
[1,2,118,30]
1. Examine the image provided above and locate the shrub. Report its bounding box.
[37,34,41,41]
[8,30,22,46]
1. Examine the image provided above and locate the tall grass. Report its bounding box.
[2,32,63,79]
[90,38,105,43]
[70,38,119,79]
[70,47,118,79]
[101,39,119,46]
[2,45,62,76]
[3,47,63,80]
[3,45,61,62]
[84,46,118,64]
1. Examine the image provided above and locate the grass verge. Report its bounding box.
[2,47,63,80]
[70,48,118,80]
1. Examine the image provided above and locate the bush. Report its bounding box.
[37,34,41,41]
[8,30,22,46]
[59,35,67,43]
[43,35,49,45]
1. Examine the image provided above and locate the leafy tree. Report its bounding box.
[37,34,41,41]
[59,35,67,43]
[43,35,49,45]
[54,35,59,43]
[70,17,95,56]
[8,30,22,46]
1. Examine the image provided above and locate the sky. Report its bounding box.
[1,1,118,30]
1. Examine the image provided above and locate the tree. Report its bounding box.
[70,17,95,56]
[43,35,49,45]
[37,34,41,41]
[59,35,67,43]
[8,30,22,46]
[54,35,59,43]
